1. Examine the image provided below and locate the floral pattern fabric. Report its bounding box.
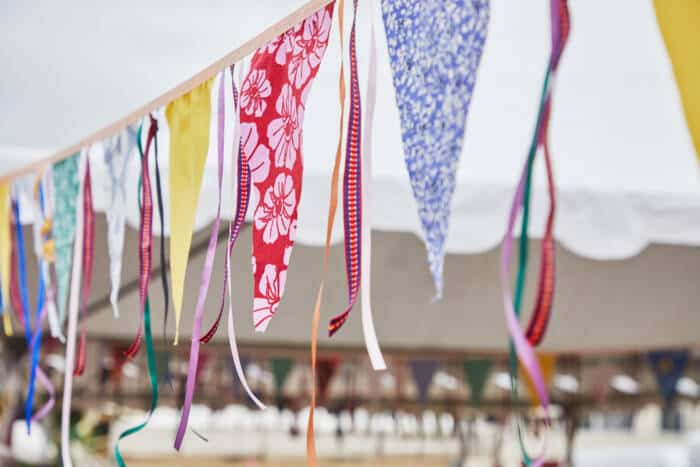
[52,153,80,325]
[381,0,489,298]
[241,4,334,332]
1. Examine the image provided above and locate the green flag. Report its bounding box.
[271,358,294,396]
[463,359,493,406]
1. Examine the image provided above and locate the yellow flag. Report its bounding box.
[520,353,556,407]
[166,78,214,343]
[654,0,700,162]
[0,183,12,335]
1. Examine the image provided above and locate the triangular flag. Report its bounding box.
[271,357,294,396]
[409,359,439,404]
[381,0,490,298]
[463,358,493,406]
[654,0,700,162]
[648,350,689,407]
[0,183,11,335]
[51,154,80,326]
[166,78,214,343]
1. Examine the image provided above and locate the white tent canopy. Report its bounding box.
[1,0,699,351]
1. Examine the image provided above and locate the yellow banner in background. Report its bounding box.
[0,183,12,335]
[166,78,214,344]
[654,0,700,162]
[521,353,556,407]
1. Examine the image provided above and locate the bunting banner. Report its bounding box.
[653,0,700,163]
[381,0,490,299]
[317,357,339,405]
[243,3,334,332]
[166,78,214,343]
[409,359,439,404]
[52,153,80,328]
[648,350,690,407]
[103,126,137,318]
[0,182,11,335]
[463,358,493,406]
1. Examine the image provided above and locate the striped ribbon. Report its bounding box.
[328,0,362,337]
[125,117,157,359]
[74,159,95,376]
[152,119,170,340]
[114,159,159,466]
[174,72,226,450]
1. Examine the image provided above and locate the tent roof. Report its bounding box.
[2,0,699,259]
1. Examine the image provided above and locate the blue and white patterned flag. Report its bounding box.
[381,0,489,298]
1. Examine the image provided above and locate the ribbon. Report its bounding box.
[61,152,87,467]
[200,64,265,409]
[174,72,226,450]
[307,2,343,464]
[74,159,95,376]
[114,147,161,466]
[152,121,170,339]
[52,154,80,328]
[166,78,214,344]
[25,178,57,428]
[0,182,11,335]
[653,0,700,163]
[125,116,157,359]
[244,4,334,332]
[381,0,490,299]
[328,0,362,337]
[103,126,137,318]
[359,0,386,371]
[38,171,63,342]
[503,3,569,463]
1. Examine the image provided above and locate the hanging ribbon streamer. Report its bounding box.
[174,72,227,450]
[0,182,11,335]
[358,0,386,371]
[151,121,170,339]
[74,160,95,376]
[25,178,57,429]
[37,171,62,342]
[328,0,362,337]
[166,79,214,344]
[381,0,490,299]
[502,1,570,464]
[125,117,158,359]
[103,126,137,318]
[308,2,342,464]
[115,165,159,466]
[653,0,700,163]
[243,4,334,332]
[60,153,87,467]
[200,64,265,409]
[52,154,81,328]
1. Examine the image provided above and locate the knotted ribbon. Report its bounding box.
[381,0,490,299]
[243,4,334,332]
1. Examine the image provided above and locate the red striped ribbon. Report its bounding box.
[329,0,361,336]
[125,116,157,359]
[74,159,94,376]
